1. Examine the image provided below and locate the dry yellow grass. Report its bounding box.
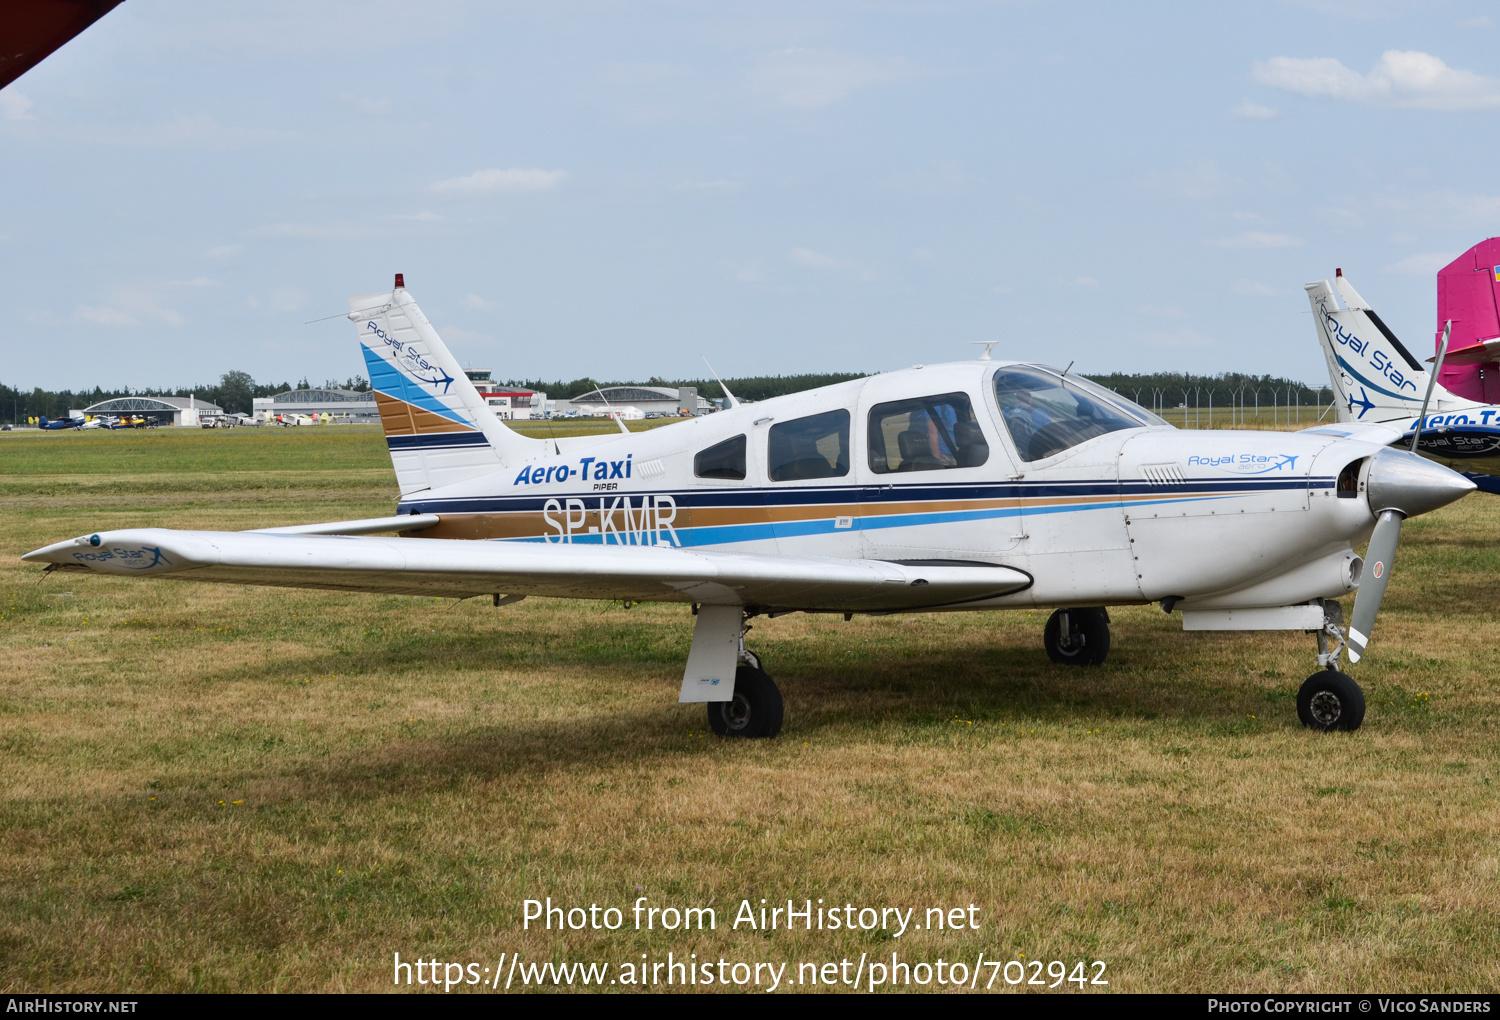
[1,428,1497,993]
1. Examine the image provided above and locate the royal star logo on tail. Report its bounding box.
[349,274,545,495]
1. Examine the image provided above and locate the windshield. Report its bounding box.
[993,365,1156,462]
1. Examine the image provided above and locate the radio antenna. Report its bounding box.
[585,379,631,435]
[702,356,740,409]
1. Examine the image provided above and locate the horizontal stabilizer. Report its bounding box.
[23,529,1033,611]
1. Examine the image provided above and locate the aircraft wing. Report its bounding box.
[21,528,1032,611]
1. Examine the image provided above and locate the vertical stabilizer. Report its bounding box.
[1305,274,1465,424]
[349,277,546,494]
[1435,240,1500,403]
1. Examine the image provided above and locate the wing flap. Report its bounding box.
[22,529,1031,611]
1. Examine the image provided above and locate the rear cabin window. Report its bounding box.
[694,434,747,480]
[767,410,850,481]
[993,366,1143,462]
[868,392,989,473]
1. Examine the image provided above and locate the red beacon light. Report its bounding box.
[394,273,405,289]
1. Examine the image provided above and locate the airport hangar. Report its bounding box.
[557,385,715,416]
[252,388,379,422]
[74,396,223,426]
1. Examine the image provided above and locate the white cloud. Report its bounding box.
[1148,329,1216,349]
[392,211,443,222]
[912,247,935,263]
[78,113,291,149]
[268,286,308,313]
[600,62,692,84]
[790,247,847,270]
[340,94,391,116]
[1139,303,1185,318]
[1253,51,1500,111]
[0,92,36,122]
[1213,231,1303,248]
[1233,281,1282,296]
[881,161,981,197]
[465,293,492,309]
[1074,276,1100,288]
[724,261,765,284]
[431,168,567,196]
[205,244,242,260]
[77,306,138,327]
[750,48,914,108]
[247,221,375,240]
[166,277,217,288]
[1141,160,1237,200]
[1385,251,1457,275]
[789,247,873,280]
[1377,190,1500,227]
[1232,100,1277,119]
[1457,16,1492,29]
[680,179,736,192]
[76,292,183,328]
[440,325,495,347]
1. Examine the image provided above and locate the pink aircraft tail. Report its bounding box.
[1436,239,1500,403]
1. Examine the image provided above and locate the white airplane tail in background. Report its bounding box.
[350,275,545,495]
[1305,271,1461,424]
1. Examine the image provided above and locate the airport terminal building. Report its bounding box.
[463,370,545,420]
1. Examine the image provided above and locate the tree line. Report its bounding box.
[1082,371,1328,412]
[500,373,871,402]
[1,367,1328,424]
[0,372,370,421]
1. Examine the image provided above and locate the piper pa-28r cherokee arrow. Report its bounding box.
[24,276,1476,735]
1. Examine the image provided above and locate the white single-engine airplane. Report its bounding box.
[1307,269,1500,494]
[23,276,1476,735]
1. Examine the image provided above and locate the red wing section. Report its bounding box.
[0,0,124,90]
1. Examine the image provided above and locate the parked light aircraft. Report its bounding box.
[23,276,1477,735]
[36,415,84,431]
[1307,270,1500,495]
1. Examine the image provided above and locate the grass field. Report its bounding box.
[2,426,1498,993]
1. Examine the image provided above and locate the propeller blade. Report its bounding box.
[1347,509,1403,663]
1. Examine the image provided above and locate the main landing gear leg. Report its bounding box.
[1299,600,1365,732]
[707,615,783,739]
[1043,607,1110,666]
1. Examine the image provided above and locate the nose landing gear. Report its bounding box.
[1300,600,1365,732]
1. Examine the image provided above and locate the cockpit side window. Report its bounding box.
[868,391,989,474]
[993,366,1143,462]
[767,410,850,481]
[694,434,747,480]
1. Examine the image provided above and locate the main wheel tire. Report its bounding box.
[1043,607,1110,666]
[1297,670,1365,732]
[707,665,784,739]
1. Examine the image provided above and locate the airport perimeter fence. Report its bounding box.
[1128,387,1335,431]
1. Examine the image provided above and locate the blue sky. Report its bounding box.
[3,1,1500,390]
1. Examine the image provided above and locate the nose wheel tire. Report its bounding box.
[707,665,783,739]
[1043,608,1110,666]
[1297,670,1365,732]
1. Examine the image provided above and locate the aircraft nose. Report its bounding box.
[1366,448,1476,518]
